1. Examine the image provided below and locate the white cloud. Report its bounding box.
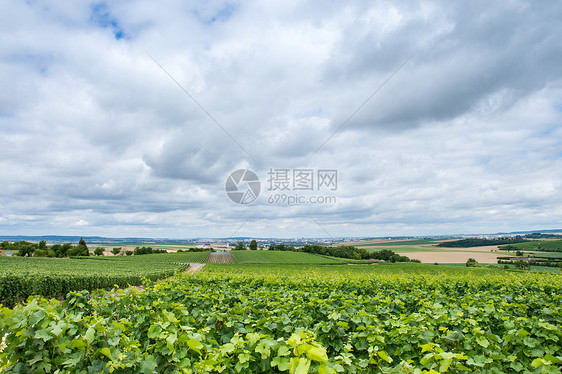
[0,0,561,238]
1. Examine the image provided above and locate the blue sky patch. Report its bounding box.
[90,2,125,40]
[193,3,238,25]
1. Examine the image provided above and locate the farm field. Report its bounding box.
[500,239,562,252]
[359,244,505,264]
[0,252,211,307]
[231,250,350,264]
[368,246,449,253]
[527,252,562,258]
[405,250,505,264]
[355,239,443,247]
[1,262,561,373]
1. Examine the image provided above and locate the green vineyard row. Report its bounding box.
[1,264,561,373]
[0,252,212,307]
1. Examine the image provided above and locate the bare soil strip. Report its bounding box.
[207,252,235,264]
[407,251,503,264]
[185,263,206,273]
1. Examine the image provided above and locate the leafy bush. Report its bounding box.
[466,258,479,267]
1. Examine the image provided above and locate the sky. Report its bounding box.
[1,0,562,239]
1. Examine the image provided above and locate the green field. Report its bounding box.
[0,252,211,307]
[364,246,447,253]
[528,251,562,258]
[204,262,502,277]
[0,252,210,274]
[2,262,560,373]
[500,239,562,252]
[231,250,351,264]
[357,239,442,247]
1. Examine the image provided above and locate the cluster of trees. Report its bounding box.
[232,240,259,251]
[301,244,369,260]
[133,246,167,255]
[1,238,90,257]
[369,249,414,263]
[92,247,132,256]
[264,243,414,262]
[176,247,211,253]
[438,237,528,248]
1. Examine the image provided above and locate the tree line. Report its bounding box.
[438,237,528,248]
[231,241,415,262]
[0,238,90,257]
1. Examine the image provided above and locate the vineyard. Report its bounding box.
[1,262,561,373]
[231,250,352,264]
[0,252,211,307]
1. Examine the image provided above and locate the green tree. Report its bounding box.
[77,237,89,256]
[466,258,479,267]
[112,247,122,256]
[249,240,258,251]
[233,242,246,251]
[38,240,47,250]
[68,238,89,257]
[61,243,73,257]
[94,247,105,256]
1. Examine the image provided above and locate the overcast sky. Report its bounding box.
[1,0,561,238]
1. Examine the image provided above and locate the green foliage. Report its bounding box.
[249,240,258,251]
[0,252,211,307]
[94,247,105,256]
[112,247,122,256]
[177,247,211,253]
[231,251,348,264]
[132,246,167,255]
[438,237,528,248]
[0,241,39,257]
[500,240,562,253]
[1,264,561,373]
[369,249,411,262]
[465,258,479,267]
[300,244,369,260]
[233,241,247,251]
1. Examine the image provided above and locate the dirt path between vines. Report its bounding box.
[207,252,235,263]
[185,263,206,273]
